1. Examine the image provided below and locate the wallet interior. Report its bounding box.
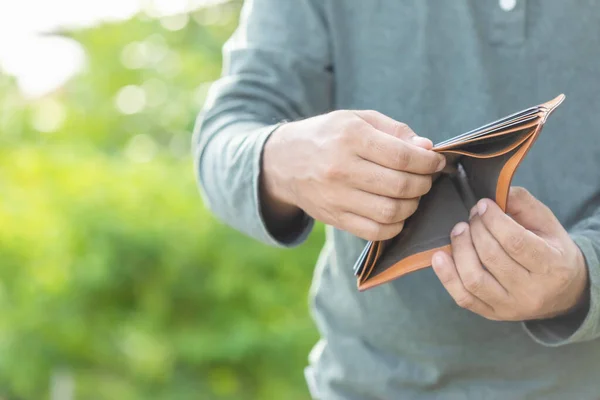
[354,95,565,291]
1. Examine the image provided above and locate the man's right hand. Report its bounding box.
[260,110,446,241]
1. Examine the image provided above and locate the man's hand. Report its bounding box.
[261,110,446,241]
[432,187,589,321]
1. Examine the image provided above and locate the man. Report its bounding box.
[193,1,600,398]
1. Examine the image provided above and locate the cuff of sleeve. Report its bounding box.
[522,234,600,346]
[252,123,314,248]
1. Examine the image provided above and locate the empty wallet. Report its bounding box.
[353,94,565,291]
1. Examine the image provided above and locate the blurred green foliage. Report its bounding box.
[0,2,322,399]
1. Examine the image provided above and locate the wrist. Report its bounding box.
[568,247,590,313]
[261,123,300,217]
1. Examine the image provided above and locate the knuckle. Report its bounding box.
[417,176,433,196]
[362,109,380,119]
[366,223,388,241]
[342,117,366,138]
[365,135,381,153]
[379,227,397,241]
[394,176,411,197]
[322,162,344,181]
[329,109,349,121]
[506,234,526,255]
[378,200,399,223]
[363,229,378,242]
[480,250,499,267]
[325,110,348,128]
[337,124,357,144]
[528,297,545,314]
[511,186,530,201]
[392,121,410,137]
[529,246,544,265]
[427,154,440,172]
[463,272,485,294]
[357,222,378,241]
[455,294,475,309]
[395,146,412,170]
[402,199,419,219]
[369,168,387,188]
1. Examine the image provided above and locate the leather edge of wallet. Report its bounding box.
[496,91,565,209]
[358,241,383,285]
[358,245,452,291]
[357,242,376,283]
[495,126,541,210]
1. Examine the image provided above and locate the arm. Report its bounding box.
[195,0,446,248]
[523,206,600,346]
[193,0,332,246]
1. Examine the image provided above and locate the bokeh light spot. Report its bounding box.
[120,41,147,69]
[31,97,66,133]
[115,85,146,114]
[125,134,157,163]
[160,13,189,31]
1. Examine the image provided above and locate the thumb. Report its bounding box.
[506,187,564,237]
[354,110,433,149]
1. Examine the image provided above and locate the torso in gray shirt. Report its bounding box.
[195,1,600,398]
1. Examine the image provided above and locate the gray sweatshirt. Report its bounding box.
[193,1,600,398]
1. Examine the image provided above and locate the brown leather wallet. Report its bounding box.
[353,94,565,291]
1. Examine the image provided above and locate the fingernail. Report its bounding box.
[469,206,478,219]
[451,222,467,237]
[435,156,446,172]
[432,253,445,268]
[477,200,488,215]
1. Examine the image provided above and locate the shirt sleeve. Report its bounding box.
[523,207,600,346]
[192,0,333,247]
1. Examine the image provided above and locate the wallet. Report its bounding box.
[353,94,565,291]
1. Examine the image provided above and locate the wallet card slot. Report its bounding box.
[360,241,384,283]
[358,241,377,280]
[461,143,523,202]
[434,106,541,148]
[434,113,540,150]
[353,241,372,276]
[438,127,534,159]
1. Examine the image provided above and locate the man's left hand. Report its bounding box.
[432,187,589,321]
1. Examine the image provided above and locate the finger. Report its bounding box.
[450,222,509,303]
[353,110,433,149]
[474,199,561,273]
[337,211,404,241]
[342,189,419,224]
[469,211,530,290]
[356,129,446,174]
[506,187,565,237]
[350,159,433,199]
[432,250,497,319]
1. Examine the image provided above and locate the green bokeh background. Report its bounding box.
[0,2,323,398]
